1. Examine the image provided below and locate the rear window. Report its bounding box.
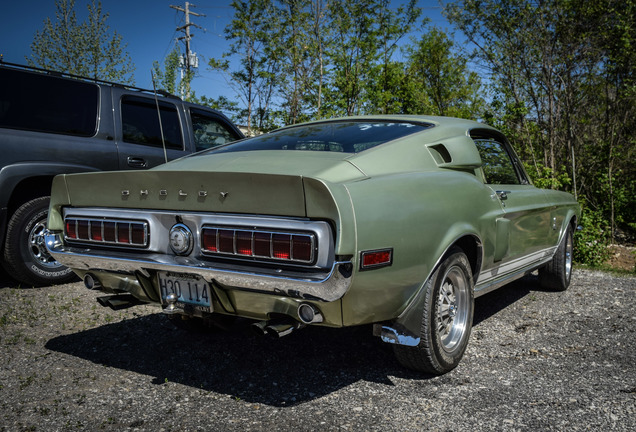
[205,121,431,155]
[0,67,98,136]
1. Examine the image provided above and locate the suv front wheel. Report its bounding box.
[2,196,76,287]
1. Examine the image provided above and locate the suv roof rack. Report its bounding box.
[0,58,182,100]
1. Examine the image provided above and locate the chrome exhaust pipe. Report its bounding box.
[265,321,304,338]
[96,294,143,310]
[252,320,269,336]
[297,303,323,324]
[252,318,305,338]
[83,273,102,290]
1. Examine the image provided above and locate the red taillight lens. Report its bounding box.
[131,223,146,244]
[117,223,130,244]
[254,232,271,257]
[202,228,218,252]
[361,249,393,269]
[103,221,116,242]
[292,235,313,261]
[236,230,253,256]
[64,218,147,247]
[218,229,234,253]
[90,221,103,241]
[201,227,315,264]
[272,233,291,259]
[77,220,89,240]
[65,220,77,239]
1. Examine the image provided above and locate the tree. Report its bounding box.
[152,44,197,101]
[209,0,280,134]
[403,27,484,118]
[29,0,135,84]
[445,0,635,244]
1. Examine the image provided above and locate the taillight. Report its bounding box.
[64,217,148,247]
[201,227,315,264]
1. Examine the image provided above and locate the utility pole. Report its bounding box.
[170,2,204,98]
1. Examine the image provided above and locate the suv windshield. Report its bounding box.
[203,121,431,155]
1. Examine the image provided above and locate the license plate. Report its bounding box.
[158,271,212,312]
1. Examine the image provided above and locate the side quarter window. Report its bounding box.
[474,139,521,185]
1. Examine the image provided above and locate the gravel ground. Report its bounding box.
[0,268,634,432]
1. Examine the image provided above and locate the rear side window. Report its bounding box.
[121,96,183,149]
[474,139,521,185]
[0,68,98,136]
[190,108,240,151]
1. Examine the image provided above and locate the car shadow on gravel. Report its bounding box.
[45,275,541,407]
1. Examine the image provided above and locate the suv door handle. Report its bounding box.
[127,157,147,168]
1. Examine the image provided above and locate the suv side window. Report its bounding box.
[190,108,240,151]
[474,139,521,185]
[121,96,183,149]
[0,68,98,136]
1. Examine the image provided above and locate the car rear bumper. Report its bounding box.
[45,232,353,302]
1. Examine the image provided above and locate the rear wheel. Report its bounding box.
[394,248,474,375]
[539,224,574,291]
[2,197,76,287]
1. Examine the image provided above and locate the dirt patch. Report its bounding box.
[607,244,636,272]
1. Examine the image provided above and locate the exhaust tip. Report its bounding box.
[83,273,102,290]
[251,320,268,336]
[298,303,323,324]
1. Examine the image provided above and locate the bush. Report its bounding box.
[574,206,611,266]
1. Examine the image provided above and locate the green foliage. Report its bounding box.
[29,0,135,84]
[446,0,635,244]
[574,205,611,266]
[403,27,484,118]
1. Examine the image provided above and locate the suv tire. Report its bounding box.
[2,197,76,287]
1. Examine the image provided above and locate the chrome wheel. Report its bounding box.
[393,248,474,375]
[28,220,61,269]
[437,265,470,354]
[564,230,573,280]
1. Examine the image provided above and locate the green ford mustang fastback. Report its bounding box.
[45,115,580,374]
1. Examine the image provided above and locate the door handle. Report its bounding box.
[127,157,147,168]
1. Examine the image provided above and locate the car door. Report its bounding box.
[112,89,191,169]
[474,138,553,267]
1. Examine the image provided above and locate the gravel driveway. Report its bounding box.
[1,268,634,431]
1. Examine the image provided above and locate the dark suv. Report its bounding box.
[0,61,243,286]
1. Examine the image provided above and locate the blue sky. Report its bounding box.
[0,1,451,102]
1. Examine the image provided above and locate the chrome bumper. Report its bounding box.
[45,233,353,302]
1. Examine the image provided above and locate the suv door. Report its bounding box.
[112,89,191,169]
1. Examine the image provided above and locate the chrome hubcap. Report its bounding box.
[437,266,469,353]
[29,221,60,268]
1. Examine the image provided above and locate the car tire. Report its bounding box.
[394,248,474,375]
[2,196,76,287]
[539,224,574,291]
